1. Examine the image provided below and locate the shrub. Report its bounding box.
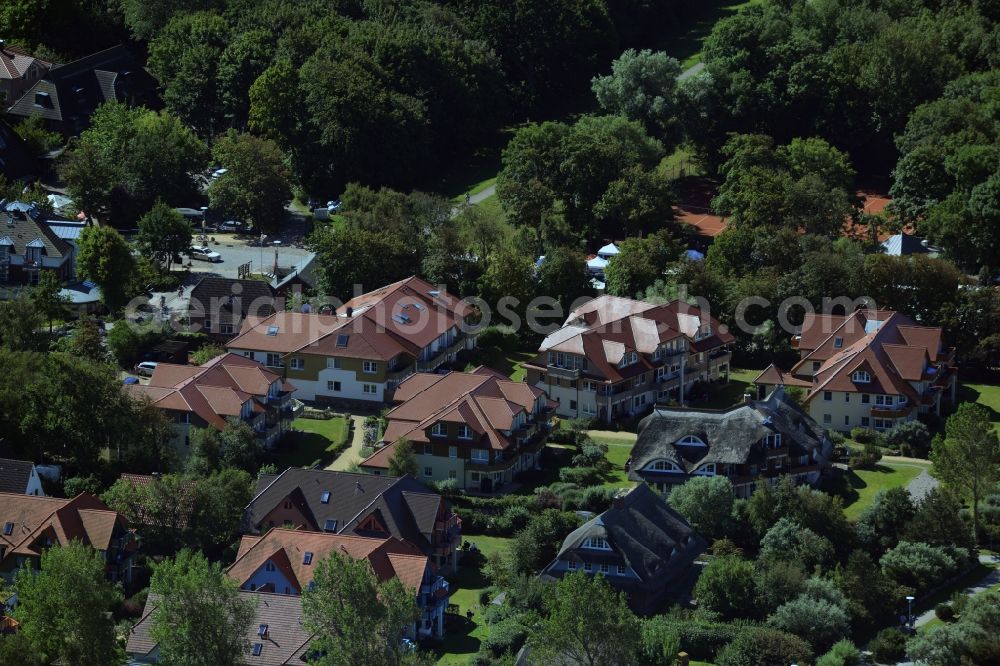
[63,475,102,497]
[935,602,956,622]
[880,541,959,591]
[850,427,877,444]
[577,486,616,513]
[572,439,608,467]
[816,639,861,666]
[868,627,906,663]
[559,466,600,485]
[667,476,735,541]
[716,626,812,666]
[667,619,747,660]
[476,325,519,352]
[693,555,759,620]
[850,443,883,470]
[639,616,680,665]
[884,420,931,458]
[480,613,529,656]
[767,596,850,653]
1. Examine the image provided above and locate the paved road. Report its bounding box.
[679,61,705,80]
[184,234,312,279]
[326,415,367,471]
[913,553,1000,628]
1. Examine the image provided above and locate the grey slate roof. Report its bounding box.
[629,387,829,479]
[548,484,705,583]
[127,591,312,665]
[0,200,71,258]
[6,45,157,132]
[245,470,446,556]
[0,458,34,494]
[189,276,277,321]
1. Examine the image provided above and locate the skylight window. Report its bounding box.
[251,643,263,656]
[320,491,330,504]
[833,337,844,348]
[303,552,313,565]
[336,334,349,347]
[2,522,12,535]
[324,519,337,532]
[413,303,424,310]
[257,624,268,638]
[266,325,279,336]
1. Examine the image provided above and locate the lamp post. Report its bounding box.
[259,233,267,276]
[906,595,915,631]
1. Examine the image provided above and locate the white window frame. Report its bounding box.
[852,370,871,383]
[265,353,283,368]
[471,448,489,463]
[363,360,377,374]
[362,384,377,395]
[290,357,304,370]
[431,423,447,437]
[457,425,473,440]
[326,357,341,369]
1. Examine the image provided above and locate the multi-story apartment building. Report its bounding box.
[523,295,734,423]
[227,276,476,408]
[753,309,957,433]
[541,484,706,614]
[628,388,833,499]
[124,353,295,453]
[243,469,461,572]
[226,528,449,638]
[359,368,554,493]
[0,493,136,583]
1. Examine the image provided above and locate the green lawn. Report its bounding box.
[589,432,638,490]
[436,535,513,665]
[271,416,351,469]
[958,381,1000,434]
[464,349,537,381]
[700,368,761,409]
[842,463,923,521]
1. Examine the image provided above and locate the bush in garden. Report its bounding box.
[480,615,530,657]
[559,466,600,485]
[715,626,813,666]
[572,438,608,468]
[884,420,932,458]
[850,427,877,444]
[880,541,959,591]
[868,627,906,663]
[935,602,956,622]
[476,325,519,352]
[850,442,883,470]
[816,639,861,666]
[767,596,850,653]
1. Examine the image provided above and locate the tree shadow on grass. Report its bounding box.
[433,615,482,663]
[957,384,1000,424]
[269,431,330,469]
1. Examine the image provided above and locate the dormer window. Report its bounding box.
[584,537,611,550]
[457,425,473,440]
[852,370,871,383]
[676,435,706,447]
[764,434,782,449]
[431,422,447,437]
[650,460,680,472]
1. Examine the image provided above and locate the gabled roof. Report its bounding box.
[364,368,546,460]
[127,591,313,666]
[547,484,705,582]
[0,44,50,80]
[226,528,429,593]
[125,352,290,430]
[0,493,126,564]
[0,458,35,494]
[0,199,72,258]
[628,388,829,478]
[246,470,447,556]
[189,277,277,320]
[534,296,733,383]
[6,45,157,128]
[881,234,930,256]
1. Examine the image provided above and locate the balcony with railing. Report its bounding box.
[546,364,581,380]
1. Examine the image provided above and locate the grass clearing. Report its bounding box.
[436,536,513,665]
[842,463,923,521]
[589,433,637,490]
[958,380,1000,434]
[271,416,351,469]
[464,349,537,381]
[699,368,760,409]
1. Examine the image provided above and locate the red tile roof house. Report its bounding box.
[244,469,462,572]
[753,309,958,433]
[360,367,555,494]
[124,352,296,456]
[226,276,477,409]
[0,493,137,584]
[226,528,449,639]
[523,295,735,423]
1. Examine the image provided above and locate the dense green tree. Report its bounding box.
[530,571,640,666]
[208,131,292,232]
[593,165,675,239]
[666,476,734,541]
[604,229,683,297]
[0,293,44,351]
[388,439,418,478]
[904,488,974,551]
[768,596,850,653]
[14,541,122,666]
[309,225,417,301]
[536,246,594,315]
[479,241,539,317]
[760,517,835,572]
[880,541,960,592]
[508,509,580,576]
[817,639,861,666]
[65,316,105,362]
[856,487,915,556]
[302,550,418,666]
[716,626,813,666]
[13,115,62,159]
[150,549,255,666]
[693,554,759,620]
[592,49,683,145]
[76,225,135,311]
[187,427,222,477]
[60,103,206,225]
[932,403,1000,541]
[137,201,193,273]
[217,28,274,128]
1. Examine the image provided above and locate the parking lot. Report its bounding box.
[184,233,313,279]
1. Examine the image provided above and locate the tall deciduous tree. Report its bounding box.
[666,476,734,541]
[388,439,418,478]
[0,293,44,351]
[537,246,594,315]
[76,225,135,311]
[137,201,193,273]
[932,403,1000,541]
[309,225,417,301]
[149,549,255,666]
[592,49,683,145]
[530,571,640,666]
[302,551,418,666]
[29,270,69,334]
[208,131,292,232]
[14,541,122,666]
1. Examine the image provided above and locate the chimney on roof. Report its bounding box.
[345,306,353,318]
[743,393,753,405]
[355,481,363,494]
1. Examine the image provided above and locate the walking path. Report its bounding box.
[879,456,939,502]
[913,553,1000,628]
[326,415,367,471]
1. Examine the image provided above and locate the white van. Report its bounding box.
[134,361,158,377]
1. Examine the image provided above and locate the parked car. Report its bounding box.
[218,220,244,232]
[211,168,228,179]
[189,246,222,262]
[134,361,158,377]
[327,199,342,212]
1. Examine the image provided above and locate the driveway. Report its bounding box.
[326,415,368,471]
[183,234,312,279]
